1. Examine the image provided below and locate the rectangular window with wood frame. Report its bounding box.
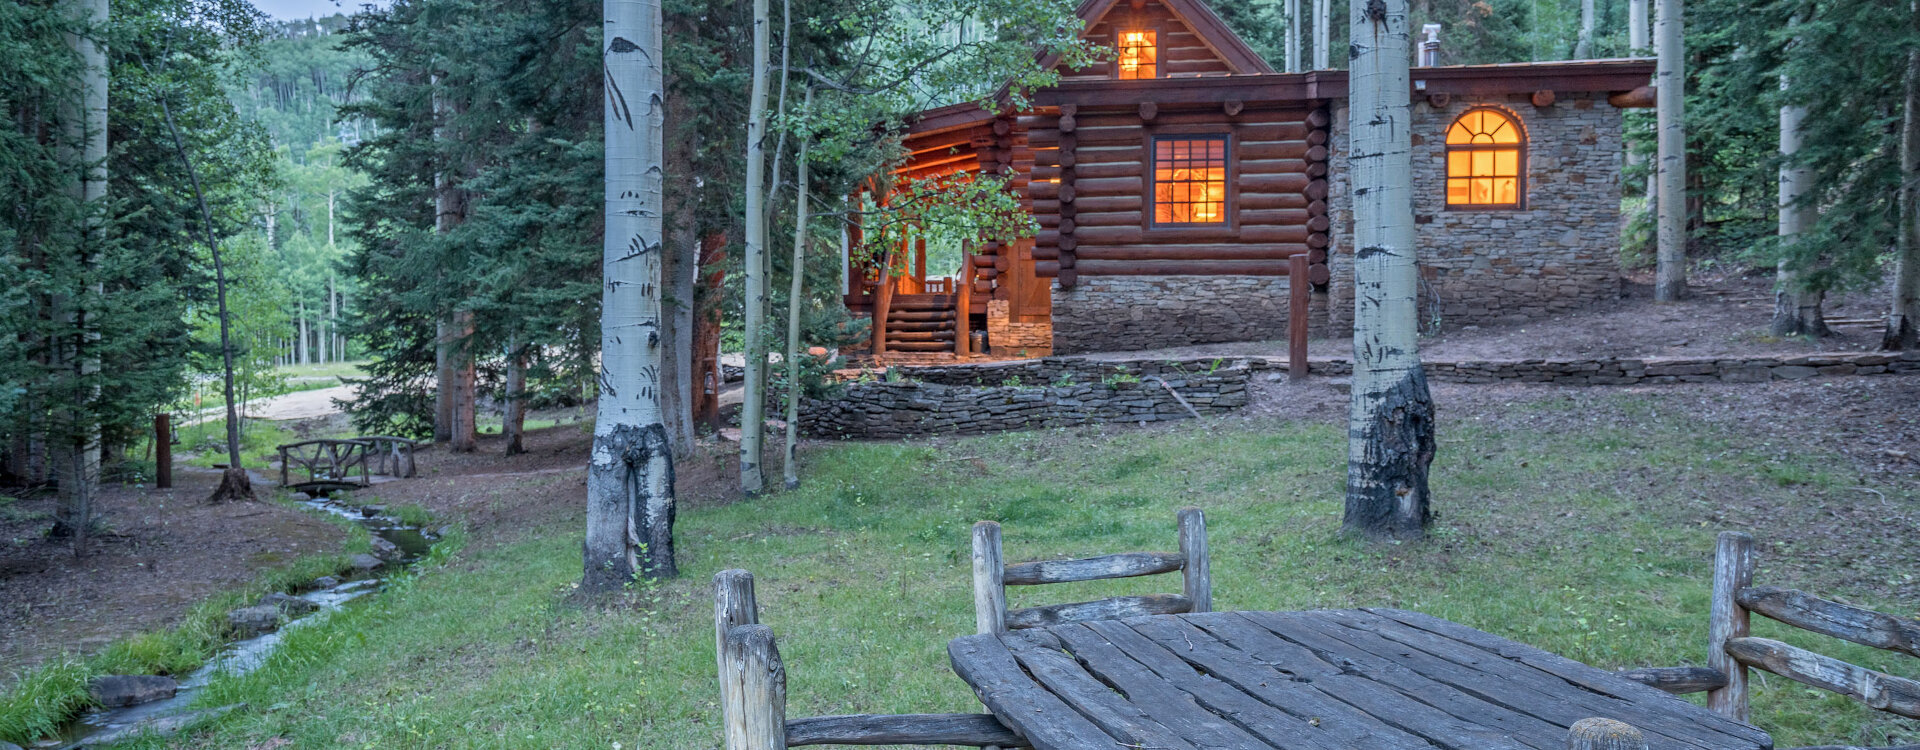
[1152,136,1228,225]
[1117,30,1157,79]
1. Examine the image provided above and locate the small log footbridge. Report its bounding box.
[275,436,419,494]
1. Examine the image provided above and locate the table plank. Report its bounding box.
[1121,615,1441,750]
[1202,613,1552,750]
[1000,629,1200,750]
[947,633,1114,749]
[1363,608,1773,749]
[1042,624,1294,749]
[1319,610,1746,750]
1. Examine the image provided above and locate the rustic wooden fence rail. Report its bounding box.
[275,436,419,494]
[1617,531,1920,750]
[715,569,1026,749]
[972,507,1209,634]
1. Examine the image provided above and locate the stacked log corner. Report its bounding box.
[1304,105,1332,289]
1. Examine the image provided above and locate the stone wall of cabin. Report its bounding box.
[1048,276,1321,354]
[1326,93,1624,329]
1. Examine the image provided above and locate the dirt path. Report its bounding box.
[184,386,352,426]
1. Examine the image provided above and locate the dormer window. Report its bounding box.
[1118,30,1157,79]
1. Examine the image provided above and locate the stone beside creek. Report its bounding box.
[226,605,282,636]
[349,553,383,571]
[368,535,404,562]
[86,675,177,708]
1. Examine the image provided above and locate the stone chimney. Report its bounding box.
[1419,24,1443,67]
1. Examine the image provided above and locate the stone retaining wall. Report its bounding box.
[796,358,1250,439]
[1050,277,1322,354]
[1273,350,1920,384]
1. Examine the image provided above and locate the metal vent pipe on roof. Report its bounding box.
[1420,24,1443,67]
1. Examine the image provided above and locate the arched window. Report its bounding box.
[1445,109,1524,207]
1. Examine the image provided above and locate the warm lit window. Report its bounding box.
[1118,30,1157,79]
[1153,136,1227,224]
[1445,109,1524,207]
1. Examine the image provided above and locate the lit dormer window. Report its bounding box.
[1118,30,1157,79]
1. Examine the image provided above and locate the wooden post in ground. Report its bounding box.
[1708,531,1754,721]
[1568,718,1647,750]
[724,624,786,750]
[1289,252,1309,382]
[716,569,759,740]
[871,251,894,356]
[1178,507,1211,613]
[972,521,1006,634]
[955,246,973,357]
[154,414,172,489]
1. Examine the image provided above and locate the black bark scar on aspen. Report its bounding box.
[1344,367,1436,540]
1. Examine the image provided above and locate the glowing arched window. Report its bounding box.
[1445,109,1524,207]
[1117,30,1157,79]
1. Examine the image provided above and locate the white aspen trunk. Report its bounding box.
[1629,0,1648,52]
[1312,0,1331,70]
[1286,0,1303,73]
[1343,0,1435,541]
[739,0,771,494]
[585,0,677,589]
[1772,69,1827,338]
[297,302,310,365]
[326,188,336,247]
[321,275,334,364]
[432,77,456,443]
[1575,0,1595,58]
[54,0,107,551]
[782,89,812,491]
[1885,8,1920,350]
[1653,0,1687,301]
[504,342,527,455]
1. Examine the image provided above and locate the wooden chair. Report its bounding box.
[970,507,1210,634]
[714,570,1026,749]
[1618,531,1920,750]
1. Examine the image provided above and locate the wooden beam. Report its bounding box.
[1725,636,1920,719]
[1739,586,1920,658]
[1005,593,1193,630]
[972,521,1006,634]
[1004,551,1185,586]
[1708,531,1755,721]
[1614,666,1729,694]
[1178,508,1210,613]
[786,714,1026,747]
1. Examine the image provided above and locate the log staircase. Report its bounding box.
[881,293,958,353]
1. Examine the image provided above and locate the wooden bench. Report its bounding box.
[1618,531,1920,750]
[970,507,1209,634]
[715,569,1026,749]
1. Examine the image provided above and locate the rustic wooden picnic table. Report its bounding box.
[947,608,1775,750]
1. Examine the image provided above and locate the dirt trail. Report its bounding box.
[185,386,352,425]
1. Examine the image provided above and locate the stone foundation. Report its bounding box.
[1051,276,1316,354]
[986,300,1053,357]
[1270,350,1920,384]
[1327,94,1625,329]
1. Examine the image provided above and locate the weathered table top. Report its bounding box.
[948,608,1773,750]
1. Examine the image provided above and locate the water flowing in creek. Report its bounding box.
[51,496,438,749]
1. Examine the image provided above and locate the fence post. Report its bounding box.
[724,624,787,750]
[1288,252,1309,382]
[1178,507,1211,613]
[972,521,1006,634]
[1707,531,1754,721]
[154,414,172,489]
[715,569,760,731]
[1567,718,1647,750]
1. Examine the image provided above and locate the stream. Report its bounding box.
[50,495,439,749]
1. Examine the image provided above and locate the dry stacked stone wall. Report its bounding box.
[1326,94,1625,329]
[795,357,1251,439]
[1050,277,1320,354]
[1279,351,1920,384]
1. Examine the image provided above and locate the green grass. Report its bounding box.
[107,401,1917,750]
[276,361,369,382]
[174,419,297,470]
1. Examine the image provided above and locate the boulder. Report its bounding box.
[348,553,383,571]
[312,575,340,589]
[87,674,178,708]
[227,605,281,636]
[260,592,319,616]
[367,536,404,562]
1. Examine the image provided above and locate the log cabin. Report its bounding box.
[844,0,1657,359]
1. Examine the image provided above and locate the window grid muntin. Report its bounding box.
[1152,136,1229,225]
[1444,108,1525,208]
[1118,30,1157,80]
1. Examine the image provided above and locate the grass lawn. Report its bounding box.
[112,395,1918,749]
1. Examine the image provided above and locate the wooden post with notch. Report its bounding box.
[154,413,172,489]
[972,521,1006,634]
[1288,252,1309,382]
[956,244,973,357]
[1178,507,1211,613]
[1707,531,1754,721]
[716,568,760,742]
[1568,718,1646,750]
[724,624,787,750]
